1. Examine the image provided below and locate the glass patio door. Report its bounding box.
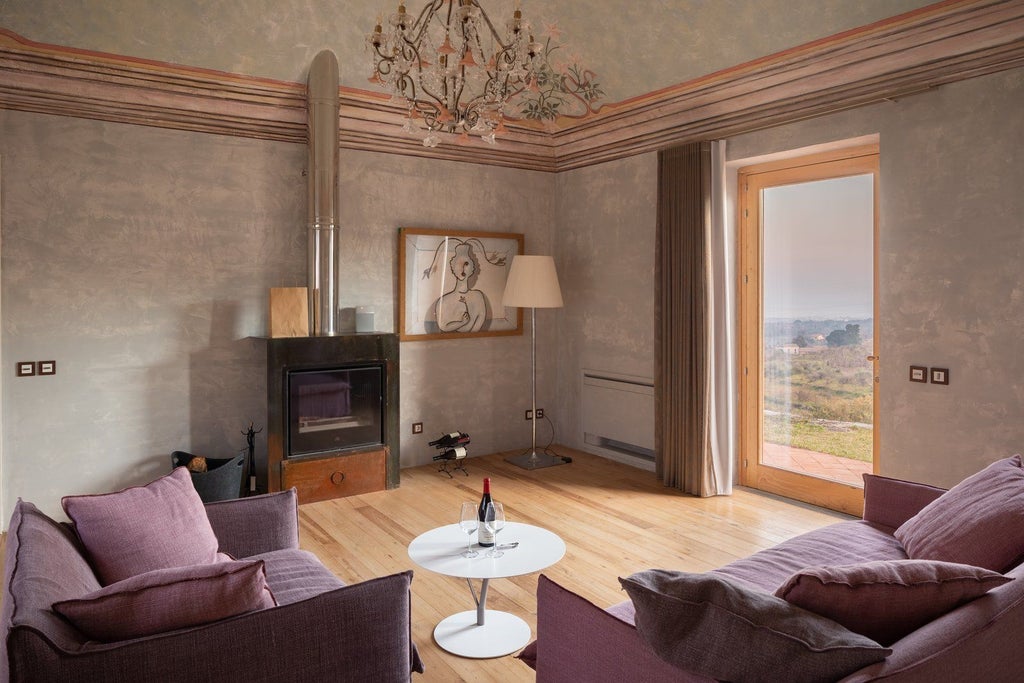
[739,146,879,516]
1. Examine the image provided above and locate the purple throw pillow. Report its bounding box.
[53,560,277,642]
[776,559,1011,645]
[62,467,221,585]
[620,570,890,683]
[894,455,1024,571]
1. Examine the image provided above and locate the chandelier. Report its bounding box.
[368,0,543,147]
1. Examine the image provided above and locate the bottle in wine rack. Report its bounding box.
[477,477,494,547]
[431,446,467,462]
[429,432,470,448]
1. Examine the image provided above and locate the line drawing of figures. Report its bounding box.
[422,238,506,333]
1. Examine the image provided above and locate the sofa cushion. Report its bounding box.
[53,560,277,642]
[248,548,346,605]
[62,467,221,585]
[713,519,908,592]
[775,559,1012,645]
[895,454,1024,572]
[1,500,103,683]
[620,569,891,683]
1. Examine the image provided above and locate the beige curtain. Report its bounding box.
[655,142,717,496]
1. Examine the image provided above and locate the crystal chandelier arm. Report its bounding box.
[473,0,513,51]
[369,0,576,144]
[413,100,445,131]
[405,0,445,49]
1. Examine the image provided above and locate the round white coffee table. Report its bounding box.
[408,521,565,658]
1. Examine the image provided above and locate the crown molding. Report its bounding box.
[1,0,1022,173]
[551,0,1024,170]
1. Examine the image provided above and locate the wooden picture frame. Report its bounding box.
[398,227,524,341]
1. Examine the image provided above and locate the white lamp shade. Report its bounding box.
[502,255,564,308]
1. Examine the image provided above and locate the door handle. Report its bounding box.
[866,355,878,362]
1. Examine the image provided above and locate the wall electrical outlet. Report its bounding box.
[412,422,423,434]
[524,409,533,420]
[535,408,544,419]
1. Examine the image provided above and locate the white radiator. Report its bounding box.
[581,370,655,469]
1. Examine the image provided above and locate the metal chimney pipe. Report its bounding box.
[306,50,341,336]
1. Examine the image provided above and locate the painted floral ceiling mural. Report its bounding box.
[1,0,933,107]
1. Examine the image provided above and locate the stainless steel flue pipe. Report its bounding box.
[306,50,341,336]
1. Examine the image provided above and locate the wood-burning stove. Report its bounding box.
[259,333,399,503]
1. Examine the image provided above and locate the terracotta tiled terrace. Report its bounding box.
[761,442,872,487]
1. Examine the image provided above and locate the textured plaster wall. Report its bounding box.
[0,111,304,520]
[0,0,931,103]
[552,154,657,452]
[0,112,553,521]
[337,150,558,469]
[727,68,1024,489]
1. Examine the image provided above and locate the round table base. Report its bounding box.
[433,609,531,659]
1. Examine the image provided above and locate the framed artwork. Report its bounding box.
[398,227,524,341]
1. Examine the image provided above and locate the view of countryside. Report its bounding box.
[761,172,874,485]
[764,318,874,469]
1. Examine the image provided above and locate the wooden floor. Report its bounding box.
[298,447,849,682]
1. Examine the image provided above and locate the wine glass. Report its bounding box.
[459,502,479,558]
[484,502,506,558]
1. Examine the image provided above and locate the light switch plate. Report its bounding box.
[930,367,949,385]
[38,360,57,376]
[16,361,36,377]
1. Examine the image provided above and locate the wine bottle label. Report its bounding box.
[478,521,494,546]
[453,446,467,459]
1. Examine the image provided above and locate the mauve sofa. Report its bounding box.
[526,472,1024,682]
[2,488,423,682]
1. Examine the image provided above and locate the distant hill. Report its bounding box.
[765,318,873,347]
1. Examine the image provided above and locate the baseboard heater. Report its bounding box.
[581,370,655,469]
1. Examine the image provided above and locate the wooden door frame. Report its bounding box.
[738,144,879,516]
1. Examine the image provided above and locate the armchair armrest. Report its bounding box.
[9,571,421,682]
[204,489,299,558]
[535,575,706,683]
[862,474,945,529]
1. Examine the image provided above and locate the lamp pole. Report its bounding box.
[530,306,538,456]
[502,254,567,470]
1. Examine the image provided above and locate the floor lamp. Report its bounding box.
[502,255,568,470]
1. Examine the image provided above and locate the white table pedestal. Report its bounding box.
[433,608,532,658]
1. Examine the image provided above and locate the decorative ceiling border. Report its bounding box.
[1,0,1022,173]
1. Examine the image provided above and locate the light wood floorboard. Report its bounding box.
[299,447,850,682]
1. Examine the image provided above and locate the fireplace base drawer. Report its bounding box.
[281,449,386,504]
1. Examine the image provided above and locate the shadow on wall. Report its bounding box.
[183,300,266,476]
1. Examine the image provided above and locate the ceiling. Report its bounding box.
[0,0,934,106]
[5,0,1020,172]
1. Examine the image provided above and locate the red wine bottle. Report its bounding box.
[431,446,467,461]
[429,432,469,448]
[477,477,494,547]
